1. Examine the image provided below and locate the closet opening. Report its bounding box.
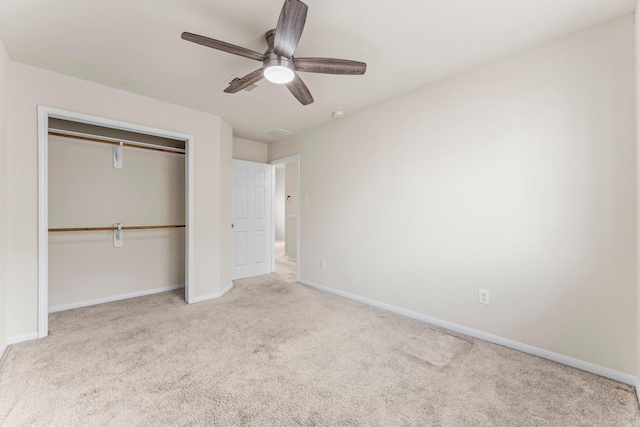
[37,106,194,338]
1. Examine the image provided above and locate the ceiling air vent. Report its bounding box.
[267,128,294,139]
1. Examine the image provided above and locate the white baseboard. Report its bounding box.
[298,279,637,388]
[1,333,35,361]
[2,283,235,358]
[49,285,185,313]
[288,256,297,262]
[7,331,39,345]
[189,282,234,304]
[220,282,234,297]
[0,339,7,361]
[636,378,640,406]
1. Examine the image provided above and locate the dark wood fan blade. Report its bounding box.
[224,69,264,94]
[181,32,265,62]
[274,0,308,58]
[286,73,313,105]
[294,57,366,75]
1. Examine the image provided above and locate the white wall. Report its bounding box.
[233,137,268,163]
[275,167,285,240]
[7,62,232,337]
[47,137,186,309]
[269,138,299,163]
[48,138,186,228]
[271,15,637,375]
[0,37,9,353]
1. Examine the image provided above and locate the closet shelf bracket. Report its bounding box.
[113,142,123,169]
[113,223,123,247]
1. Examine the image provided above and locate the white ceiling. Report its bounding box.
[0,0,635,143]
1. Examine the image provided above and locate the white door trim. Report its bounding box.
[269,154,300,282]
[37,105,195,338]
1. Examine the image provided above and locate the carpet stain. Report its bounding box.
[402,328,471,367]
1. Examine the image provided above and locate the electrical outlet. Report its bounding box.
[321,260,326,269]
[304,195,309,204]
[479,289,490,305]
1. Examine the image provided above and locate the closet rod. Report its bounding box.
[48,129,186,155]
[49,225,185,232]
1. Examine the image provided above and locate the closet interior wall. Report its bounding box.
[47,120,186,311]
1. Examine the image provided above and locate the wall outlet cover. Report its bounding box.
[479,289,490,305]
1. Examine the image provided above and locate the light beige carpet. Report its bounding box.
[1,241,639,426]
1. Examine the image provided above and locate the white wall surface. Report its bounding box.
[7,62,231,337]
[48,138,186,228]
[48,137,186,308]
[233,137,268,163]
[269,138,299,162]
[0,37,9,350]
[49,228,185,308]
[274,15,637,375]
[275,167,285,240]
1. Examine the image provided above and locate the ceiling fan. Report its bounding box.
[181,0,366,106]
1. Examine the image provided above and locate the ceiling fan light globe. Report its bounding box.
[263,54,295,84]
[264,65,295,84]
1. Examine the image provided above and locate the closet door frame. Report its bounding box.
[37,106,194,338]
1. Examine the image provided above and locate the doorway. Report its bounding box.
[37,106,194,338]
[270,155,300,282]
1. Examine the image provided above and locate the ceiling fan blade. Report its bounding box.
[286,73,314,105]
[181,32,265,62]
[294,57,366,75]
[274,0,308,58]
[224,69,264,94]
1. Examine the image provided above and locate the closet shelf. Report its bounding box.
[48,130,186,155]
[49,225,185,232]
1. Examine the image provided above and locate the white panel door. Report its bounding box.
[232,160,273,280]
